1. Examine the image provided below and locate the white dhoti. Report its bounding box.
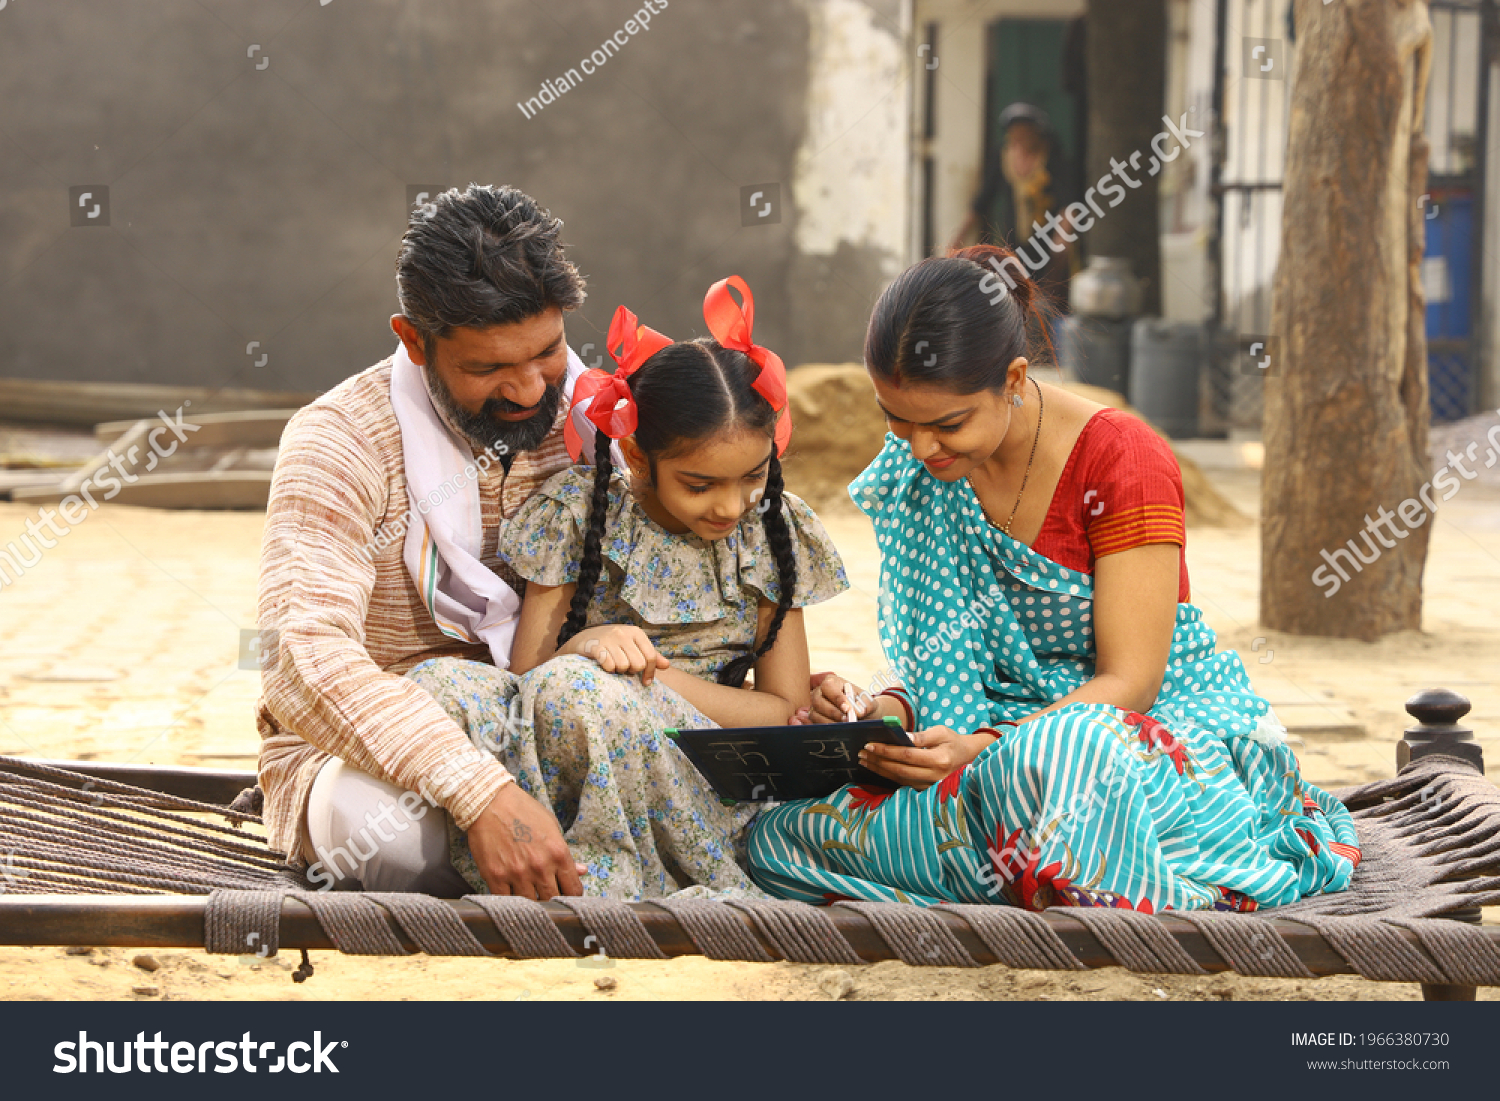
[302,757,472,896]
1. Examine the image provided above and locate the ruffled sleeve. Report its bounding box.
[496,465,598,586]
[737,491,850,607]
[503,467,847,623]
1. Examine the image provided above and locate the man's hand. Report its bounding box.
[859,725,997,790]
[466,783,584,899]
[559,624,671,684]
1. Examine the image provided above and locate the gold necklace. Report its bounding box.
[970,378,1045,535]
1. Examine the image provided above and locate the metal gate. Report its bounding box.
[1208,0,1290,433]
[1208,0,1489,430]
[1424,0,1490,422]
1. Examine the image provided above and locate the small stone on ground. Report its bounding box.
[819,969,855,1000]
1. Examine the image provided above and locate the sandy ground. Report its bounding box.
[1,464,1498,1001]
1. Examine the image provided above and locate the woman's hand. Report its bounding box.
[859,726,997,790]
[559,624,671,684]
[804,673,877,725]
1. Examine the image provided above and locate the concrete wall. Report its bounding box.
[0,0,910,395]
[790,0,909,362]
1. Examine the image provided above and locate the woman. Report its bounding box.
[747,245,1359,913]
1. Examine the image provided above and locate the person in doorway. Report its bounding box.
[950,103,1077,312]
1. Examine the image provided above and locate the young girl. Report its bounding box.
[504,276,846,723]
[410,276,847,898]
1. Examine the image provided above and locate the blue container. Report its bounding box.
[1423,192,1475,421]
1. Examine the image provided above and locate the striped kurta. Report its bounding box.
[747,434,1360,912]
[255,359,572,863]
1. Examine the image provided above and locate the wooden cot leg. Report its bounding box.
[1400,690,1483,1003]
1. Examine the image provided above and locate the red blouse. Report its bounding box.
[1030,408,1191,602]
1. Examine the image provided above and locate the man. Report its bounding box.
[256,185,750,901]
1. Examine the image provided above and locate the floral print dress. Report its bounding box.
[407,465,848,899]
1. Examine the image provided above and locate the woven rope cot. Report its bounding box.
[1,690,1496,997]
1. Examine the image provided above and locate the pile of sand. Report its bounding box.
[780,364,1250,528]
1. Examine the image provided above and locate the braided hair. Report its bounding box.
[554,339,797,688]
[555,425,617,653]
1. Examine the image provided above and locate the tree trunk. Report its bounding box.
[1085,0,1165,315]
[1261,0,1432,640]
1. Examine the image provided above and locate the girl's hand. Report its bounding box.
[859,726,997,789]
[562,625,671,685]
[806,673,876,725]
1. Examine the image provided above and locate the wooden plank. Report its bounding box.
[0,893,1471,979]
[9,409,282,509]
[1,758,256,806]
[0,469,78,496]
[0,379,319,428]
[92,409,299,449]
[11,471,273,510]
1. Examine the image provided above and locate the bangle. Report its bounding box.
[973,726,1003,741]
[877,687,915,730]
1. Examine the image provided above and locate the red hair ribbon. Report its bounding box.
[564,305,673,461]
[703,275,792,456]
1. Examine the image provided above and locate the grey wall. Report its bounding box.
[0,0,885,397]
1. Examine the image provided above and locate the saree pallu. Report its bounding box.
[746,436,1360,912]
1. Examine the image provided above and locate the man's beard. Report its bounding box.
[423,365,564,455]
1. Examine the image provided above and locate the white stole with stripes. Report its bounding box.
[389,340,589,669]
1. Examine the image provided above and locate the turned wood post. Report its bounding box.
[1398,688,1482,771]
[1400,688,1482,1001]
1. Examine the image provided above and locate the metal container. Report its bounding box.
[1128,319,1205,438]
[1069,256,1144,319]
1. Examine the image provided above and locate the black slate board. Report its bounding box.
[667,717,914,803]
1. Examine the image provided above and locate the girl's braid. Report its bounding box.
[555,428,614,650]
[717,455,797,688]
